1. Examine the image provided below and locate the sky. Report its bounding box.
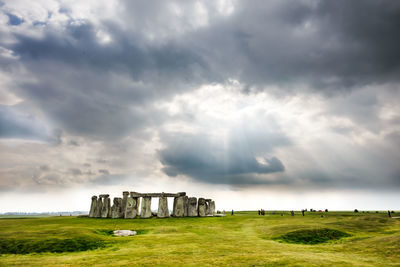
[0,0,399,212]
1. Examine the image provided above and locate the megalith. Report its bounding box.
[95,196,103,218]
[122,191,129,217]
[183,196,189,217]
[198,198,206,217]
[130,192,141,215]
[124,197,139,219]
[157,195,170,218]
[172,197,178,216]
[140,196,152,218]
[209,200,215,215]
[188,197,198,217]
[89,196,97,218]
[205,199,211,215]
[100,194,111,218]
[173,196,185,217]
[111,197,123,218]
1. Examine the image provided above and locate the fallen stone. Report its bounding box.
[113,230,137,236]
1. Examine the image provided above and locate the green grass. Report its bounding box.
[0,211,399,266]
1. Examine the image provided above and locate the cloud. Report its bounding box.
[0,0,399,197]
[0,104,54,142]
[98,169,110,175]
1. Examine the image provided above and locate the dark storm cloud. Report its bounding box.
[4,21,209,140]
[186,0,400,90]
[158,128,288,184]
[2,0,399,141]
[11,22,208,82]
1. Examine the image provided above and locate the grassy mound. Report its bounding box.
[0,237,106,254]
[276,228,351,244]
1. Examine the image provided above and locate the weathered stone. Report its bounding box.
[122,191,129,218]
[157,196,169,218]
[188,197,198,217]
[124,197,139,219]
[130,192,185,197]
[140,196,152,218]
[183,196,189,217]
[113,230,137,236]
[173,196,185,217]
[205,199,211,215]
[95,196,103,218]
[172,197,178,216]
[111,197,123,218]
[198,198,206,217]
[101,195,111,218]
[107,197,112,217]
[209,200,215,215]
[130,192,141,215]
[89,196,97,218]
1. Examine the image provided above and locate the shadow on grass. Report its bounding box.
[0,237,107,254]
[273,228,351,245]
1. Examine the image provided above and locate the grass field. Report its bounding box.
[0,211,399,266]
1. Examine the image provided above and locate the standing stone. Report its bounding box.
[172,197,178,216]
[198,198,206,217]
[157,196,170,218]
[205,199,211,215]
[124,197,138,219]
[111,197,123,218]
[130,192,141,216]
[106,197,111,217]
[173,196,185,217]
[183,196,189,217]
[188,197,198,217]
[209,200,215,216]
[122,191,129,218]
[95,196,103,218]
[141,197,152,218]
[100,195,111,218]
[89,196,97,218]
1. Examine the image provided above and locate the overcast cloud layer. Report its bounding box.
[0,0,399,211]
